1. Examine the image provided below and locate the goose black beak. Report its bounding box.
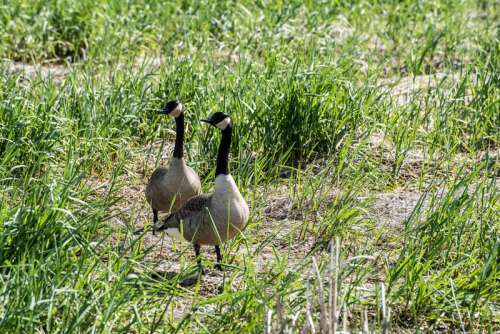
[201,118,212,124]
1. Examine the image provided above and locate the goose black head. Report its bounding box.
[201,112,231,130]
[159,100,183,118]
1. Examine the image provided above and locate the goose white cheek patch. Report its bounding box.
[170,103,183,118]
[215,118,231,130]
[166,227,182,240]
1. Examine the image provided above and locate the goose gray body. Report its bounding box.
[145,158,201,213]
[161,174,249,245]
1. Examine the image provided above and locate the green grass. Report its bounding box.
[0,0,499,332]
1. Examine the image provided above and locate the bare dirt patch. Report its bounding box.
[2,55,164,83]
[360,188,424,230]
[132,56,164,74]
[378,72,461,106]
[213,48,240,64]
[2,60,72,82]
[363,129,498,185]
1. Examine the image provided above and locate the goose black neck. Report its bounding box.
[215,125,232,176]
[173,114,184,159]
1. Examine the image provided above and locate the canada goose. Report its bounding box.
[145,100,201,235]
[156,112,249,271]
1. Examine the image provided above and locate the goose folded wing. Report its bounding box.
[156,194,212,231]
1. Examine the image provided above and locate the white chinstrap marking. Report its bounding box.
[170,103,183,118]
[215,117,231,130]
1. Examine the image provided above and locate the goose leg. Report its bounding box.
[214,245,222,270]
[152,208,158,235]
[194,244,204,274]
